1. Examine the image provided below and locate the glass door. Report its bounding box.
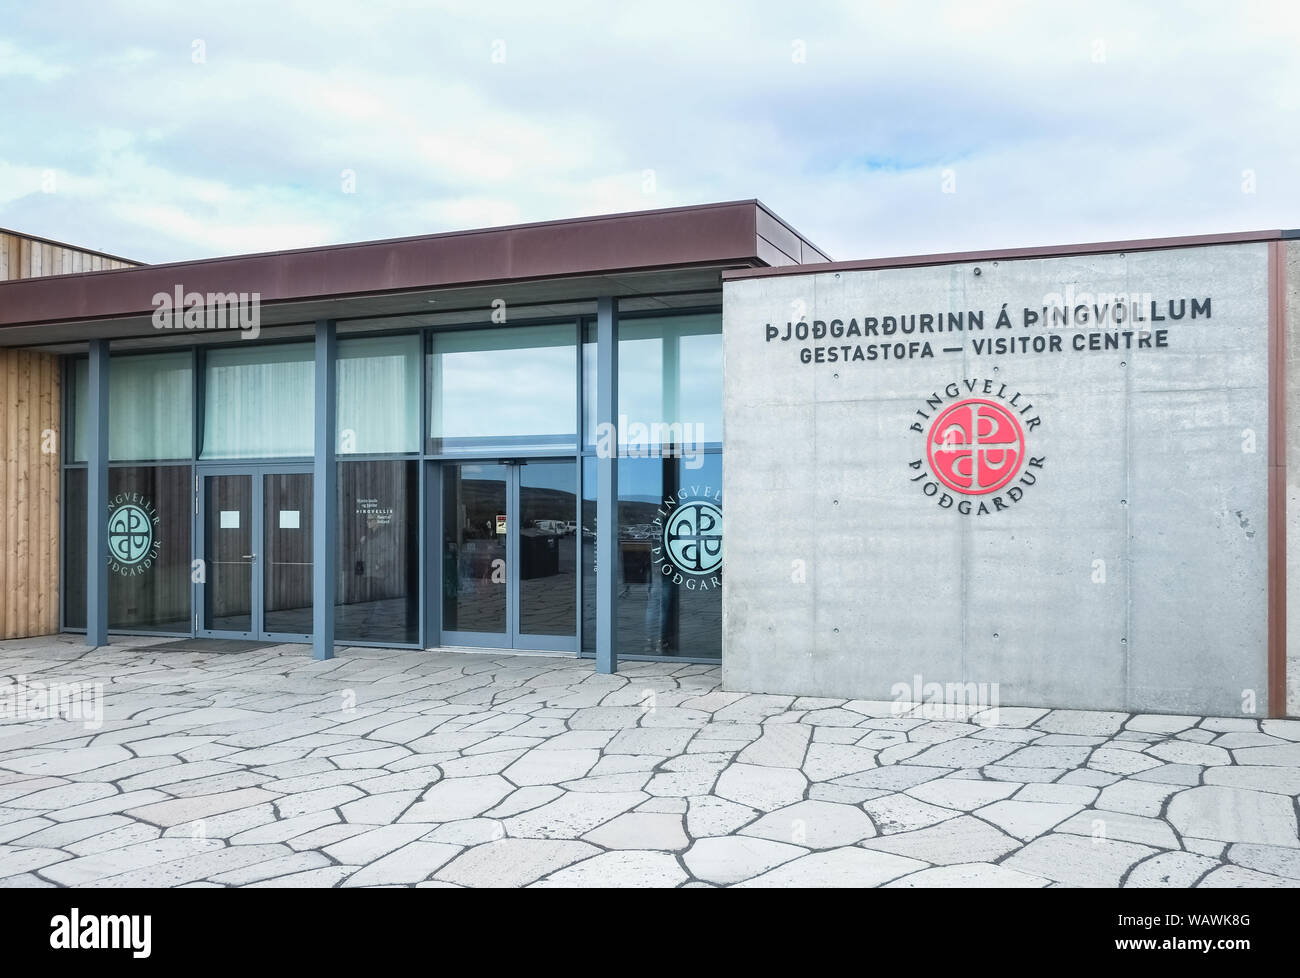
[441,460,576,651]
[199,465,313,641]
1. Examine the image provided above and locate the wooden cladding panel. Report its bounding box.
[0,233,135,281]
[0,350,60,639]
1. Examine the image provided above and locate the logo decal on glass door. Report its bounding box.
[107,493,160,576]
[657,487,722,583]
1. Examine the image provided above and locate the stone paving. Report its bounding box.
[1,635,1298,888]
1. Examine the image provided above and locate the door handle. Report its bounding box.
[241,554,257,560]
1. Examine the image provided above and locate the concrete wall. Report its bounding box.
[723,243,1276,717]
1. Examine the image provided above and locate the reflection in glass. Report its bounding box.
[429,324,576,453]
[337,335,421,454]
[443,463,508,634]
[518,462,576,637]
[72,353,194,462]
[263,473,313,635]
[617,453,722,659]
[202,344,314,458]
[64,465,193,632]
[336,460,419,644]
[582,313,722,451]
[205,474,254,632]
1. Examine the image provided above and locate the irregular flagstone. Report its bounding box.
[582,813,689,851]
[96,844,293,887]
[861,815,1019,865]
[886,862,1050,887]
[436,839,599,888]
[1035,710,1128,736]
[835,765,948,792]
[1095,780,1184,817]
[484,785,564,819]
[4,781,119,810]
[741,800,875,849]
[686,795,760,838]
[533,850,687,888]
[976,800,1081,842]
[504,790,644,839]
[1226,843,1300,879]
[275,785,366,818]
[343,841,463,886]
[1,745,133,777]
[1088,748,1164,775]
[1001,834,1159,887]
[907,738,1018,768]
[1124,851,1219,887]
[503,749,600,786]
[905,777,1019,811]
[1130,764,1202,786]
[0,845,70,878]
[42,838,226,886]
[1198,865,1300,888]
[736,724,811,768]
[127,787,281,828]
[339,791,420,825]
[863,794,959,835]
[1147,741,1232,766]
[1125,715,1199,734]
[713,764,807,812]
[208,851,333,885]
[802,743,877,781]
[682,835,805,885]
[423,819,505,846]
[1167,786,1299,846]
[1231,742,1300,766]
[736,848,927,888]
[1054,810,1180,849]
[402,775,514,822]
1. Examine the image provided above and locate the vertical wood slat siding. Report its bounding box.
[0,234,138,282]
[0,349,60,639]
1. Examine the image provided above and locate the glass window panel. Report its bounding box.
[202,344,314,458]
[336,459,419,644]
[583,313,722,451]
[518,461,577,637]
[616,453,722,658]
[72,353,194,462]
[63,469,87,629]
[263,472,313,635]
[65,465,193,632]
[428,324,576,454]
[442,463,508,633]
[337,335,420,455]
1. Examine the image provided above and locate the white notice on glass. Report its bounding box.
[220,511,240,529]
[280,510,300,529]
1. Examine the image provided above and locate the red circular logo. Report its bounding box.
[927,398,1025,495]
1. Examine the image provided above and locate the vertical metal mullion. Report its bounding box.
[312,320,338,659]
[595,297,618,674]
[252,469,265,639]
[85,340,110,647]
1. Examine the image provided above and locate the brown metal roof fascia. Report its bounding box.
[722,230,1288,281]
[0,201,774,330]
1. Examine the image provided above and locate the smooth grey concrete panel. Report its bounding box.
[723,242,1276,716]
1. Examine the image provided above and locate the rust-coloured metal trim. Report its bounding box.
[722,229,1288,281]
[0,200,823,331]
[1268,240,1287,718]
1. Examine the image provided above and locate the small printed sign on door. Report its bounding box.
[496,514,507,535]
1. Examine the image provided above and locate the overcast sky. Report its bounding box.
[1,1,1297,264]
